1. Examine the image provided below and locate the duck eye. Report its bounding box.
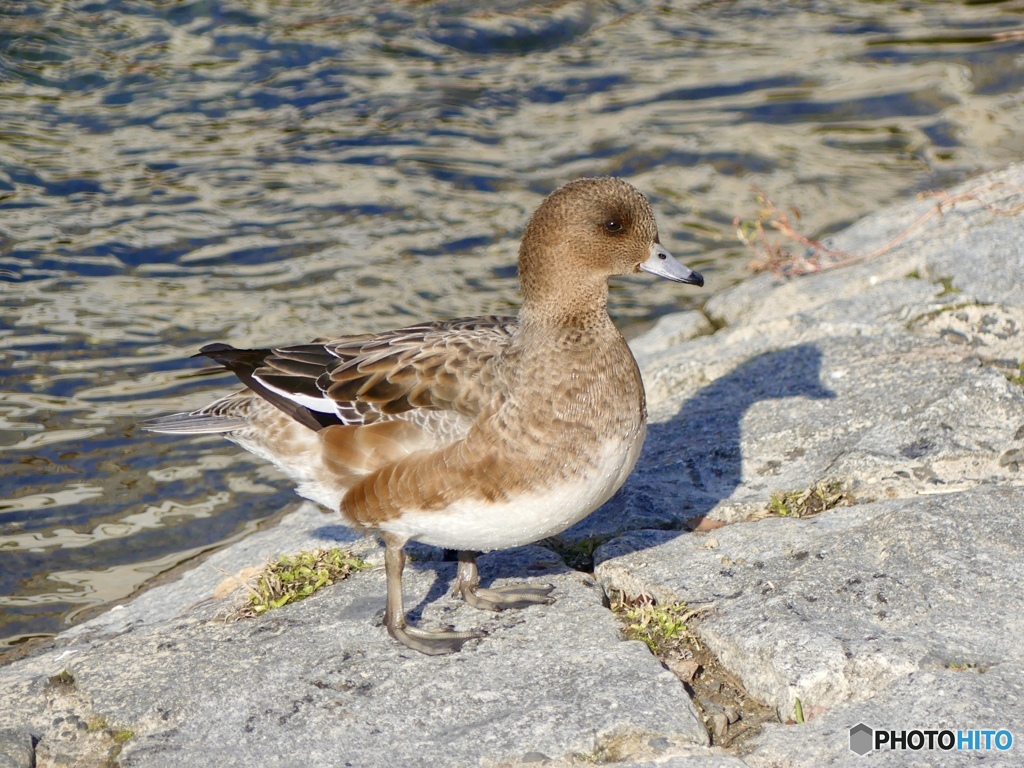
[604,219,623,233]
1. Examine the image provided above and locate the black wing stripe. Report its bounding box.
[195,344,327,432]
[261,358,328,378]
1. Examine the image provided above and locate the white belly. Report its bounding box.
[381,428,646,551]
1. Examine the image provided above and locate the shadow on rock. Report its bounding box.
[566,343,834,547]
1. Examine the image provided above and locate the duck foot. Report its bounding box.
[386,622,484,656]
[454,550,555,611]
[384,534,483,655]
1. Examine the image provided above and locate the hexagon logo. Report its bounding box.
[849,722,873,756]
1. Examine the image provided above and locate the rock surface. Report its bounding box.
[0,729,33,768]
[598,489,1024,764]
[0,528,709,767]
[593,164,1024,766]
[2,164,1023,767]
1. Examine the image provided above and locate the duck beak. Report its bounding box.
[639,243,704,287]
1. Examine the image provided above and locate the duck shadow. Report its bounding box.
[569,342,834,545]
[311,343,832,617]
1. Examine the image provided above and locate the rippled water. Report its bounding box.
[2,0,1022,651]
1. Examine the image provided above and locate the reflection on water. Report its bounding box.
[1,0,1022,650]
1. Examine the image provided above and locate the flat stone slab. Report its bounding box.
[629,309,715,366]
[746,665,1022,768]
[597,487,1024,717]
[0,730,33,768]
[0,545,708,767]
[574,294,1024,541]
[589,165,1024,765]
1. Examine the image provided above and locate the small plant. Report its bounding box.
[113,729,135,744]
[793,698,804,724]
[767,481,852,518]
[236,548,369,618]
[735,187,847,277]
[612,593,691,655]
[47,669,75,689]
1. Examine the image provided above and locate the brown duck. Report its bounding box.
[145,177,704,654]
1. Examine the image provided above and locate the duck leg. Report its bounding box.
[383,533,482,655]
[453,550,555,611]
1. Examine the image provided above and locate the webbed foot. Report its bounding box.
[386,622,484,656]
[453,550,555,611]
[383,534,484,655]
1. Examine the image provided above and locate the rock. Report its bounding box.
[597,488,1024,717]
[0,730,33,768]
[571,325,1024,540]
[703,273,775,328]
[0,546,707,767]
[591,163,1024,766]
[744,666,1023,768]
[629,310,715,365]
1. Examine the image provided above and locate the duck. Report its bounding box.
[144,177,704,654]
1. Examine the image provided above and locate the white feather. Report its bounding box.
[256,376,337,414]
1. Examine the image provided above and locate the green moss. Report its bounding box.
[935,276,961,296]
[613,594,691,655]
[768,481,852,518]
[904,269,921,279]
[87,716,108,733]
[238,548,369,618]
[113,729,135,744]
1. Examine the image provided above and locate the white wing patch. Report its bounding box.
[255,376,337,414]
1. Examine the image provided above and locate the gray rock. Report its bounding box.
[571,323,1024,540]
[703,273,776,328]
[744,665,1023,768]
[629,310,715,365]
[0,546,708,768]
[0,730,33,768]
[597,488,1024,717]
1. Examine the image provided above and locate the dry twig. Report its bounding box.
[736,181,1024,278]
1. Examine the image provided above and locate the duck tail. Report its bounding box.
[140,411,250,435]
[197,342,333,431]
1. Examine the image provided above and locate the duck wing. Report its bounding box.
[201,316,517,432]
